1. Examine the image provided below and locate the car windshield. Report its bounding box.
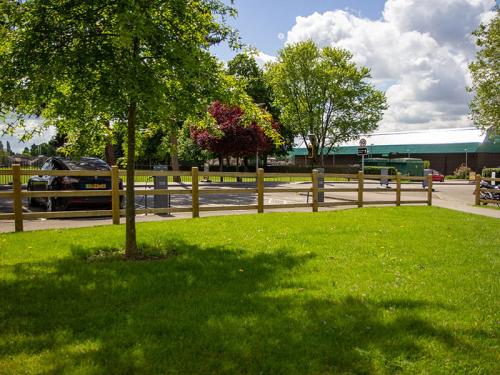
[65,159,110,171]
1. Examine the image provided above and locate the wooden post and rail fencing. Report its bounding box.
[475,173,500,206]
[0,165,433,232]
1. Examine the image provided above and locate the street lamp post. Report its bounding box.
[464,148,468,169]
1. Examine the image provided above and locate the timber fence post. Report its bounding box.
[13,164,23,232]
[257,168,264,213]
[192,167,199,218]
[475,173,481,206]
[357,171,364,208]
[396,172,401,207]
[111,166,120,225]
[312,169,319,212]
[427,174,433,206]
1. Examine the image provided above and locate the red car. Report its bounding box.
[425,169,445,182]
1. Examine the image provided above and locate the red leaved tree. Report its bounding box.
[191,102,279,166]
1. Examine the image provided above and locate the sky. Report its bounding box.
[212,0,497,134]
[1,0,497,152]
[211,0,386,61]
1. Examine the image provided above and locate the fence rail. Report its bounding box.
[474,174,500,206]
[0,165,434,232]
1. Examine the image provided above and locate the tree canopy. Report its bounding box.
[191,101,277,160]
[0,0,239,257]
[265,41,387,165]
[227,52,275,113]
[469,8,499,135]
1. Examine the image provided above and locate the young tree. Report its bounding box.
[227,52,293,164]
[178,123,214,165]
[191,101,278,165]
[469,8,499,134]
[0,0,237,257]
[265,41,387,166]
[227,53,275,112]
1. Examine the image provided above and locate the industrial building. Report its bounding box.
[293,128,500,175]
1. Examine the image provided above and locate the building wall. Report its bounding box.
[294,152,500,175]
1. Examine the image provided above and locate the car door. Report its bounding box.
[27,159,52,204]
[28,160,52,189]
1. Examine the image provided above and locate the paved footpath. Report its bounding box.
[0,182,498,233]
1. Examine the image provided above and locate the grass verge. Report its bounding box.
[0,207,499,374]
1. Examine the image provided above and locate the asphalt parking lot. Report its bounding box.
[0,180,498,232]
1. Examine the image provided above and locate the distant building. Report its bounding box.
[292,128,500,175]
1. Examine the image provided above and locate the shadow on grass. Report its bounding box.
[0,240,484,373]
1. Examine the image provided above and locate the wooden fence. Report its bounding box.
[474,174,500,206]
[0,165,433,232]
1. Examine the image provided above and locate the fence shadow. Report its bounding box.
[0,239,483,373]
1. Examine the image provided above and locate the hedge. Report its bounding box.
[482,168,500,178]
[364,166,398,176]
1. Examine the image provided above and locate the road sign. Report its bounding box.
[358,147,368,156]
[359,138,367,147]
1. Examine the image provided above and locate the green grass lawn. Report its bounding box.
[0,207,499,374]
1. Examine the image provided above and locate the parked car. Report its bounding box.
[424,169,445,182]
[27,157,123,211]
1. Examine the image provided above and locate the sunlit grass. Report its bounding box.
[0,207,499,374]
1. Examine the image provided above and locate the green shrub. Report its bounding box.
[364,166,397,175]
[482,167,500,177]
[453,165,471,179]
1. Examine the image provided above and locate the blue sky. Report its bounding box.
[212,0,496,134]
[212,0,386,60]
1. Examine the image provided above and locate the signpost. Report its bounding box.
[153,165,170,216]
[358,138,367,172]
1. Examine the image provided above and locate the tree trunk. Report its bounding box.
[243,157,248,172]
[125,101,138,258]
[104,120,116,166]
[219,156,223,182]
[104,142,116,165]
[236,157,241,182]
[170,131,181,183]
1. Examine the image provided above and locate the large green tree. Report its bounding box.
[227,52,275,113]
[265,41,387,166]
[0,0,238,257]
[227,52,293,163]
[469,8,499,135]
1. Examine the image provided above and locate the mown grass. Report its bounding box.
[0,207,499,374]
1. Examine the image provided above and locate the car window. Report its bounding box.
[41,161,53,170]
[52,160,64,170]
[65,159,110,171]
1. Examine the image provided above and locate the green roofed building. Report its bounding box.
[292,128,500,175]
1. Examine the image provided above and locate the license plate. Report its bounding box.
[85,184,106,189]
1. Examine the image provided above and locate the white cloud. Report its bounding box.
[285,0,496,132]
[0,117,53,153]
[255,51,277,67]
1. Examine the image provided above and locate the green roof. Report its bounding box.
[292,142,500,156]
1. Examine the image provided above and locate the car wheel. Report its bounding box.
[28,197,38,207]
[47,197,68,212]
[46,197,54,212]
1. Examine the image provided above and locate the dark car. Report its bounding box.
[424,168,445,182]
[27,157,123,211]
